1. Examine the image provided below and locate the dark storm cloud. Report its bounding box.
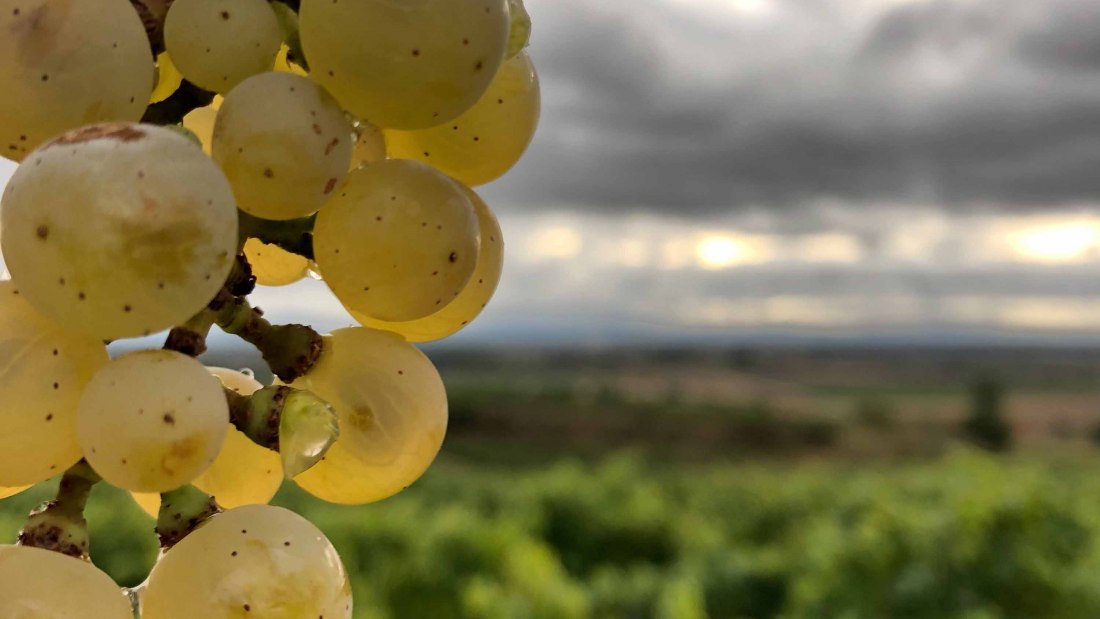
[486,0,1100,217]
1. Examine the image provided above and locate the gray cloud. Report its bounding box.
[484,0,1100,218]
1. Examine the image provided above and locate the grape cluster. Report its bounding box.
[0,0,536,615]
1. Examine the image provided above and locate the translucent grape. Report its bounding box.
[386,51,540,187]
[350,121,387,170]
[142,505,352,619]
[0,545,132,619]
[77,350,229,493]
[292,328,448,505]
[0,0,154,161]
[133,367,282,516]
[0,486,28,500]
[300,0,510,129]
[244,238,310,287]
[313,160,480,322]
[213,72,354,220]
[164,0,282,94]
[507,0,532,59]
[350,187,504,342]
[0,123,239,340]
[0,281,108,487]
[150,53,183,104]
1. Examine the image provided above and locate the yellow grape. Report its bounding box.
[350,121,387,170]
[0,281,108,487]
[0,0,154,161]
[132,491,161,518]
[244,238,310,287]
[0,545,133,618]
[300,0,510,129]
[292,328,448,505]
[213,72,354,220]
[150,52,183,104]
[386,51,540,186]
[164,0,282,93]
[275,44,308,77]
[182,97,222,155]
[313,160,480,322]
[77,350,229,493]
[133,367,282,516]
[0,486,28,500]
[0,123,239,340]
[349,187,504,342]
[142,505,352,619]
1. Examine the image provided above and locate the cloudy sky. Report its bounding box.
[7,0,1100,346]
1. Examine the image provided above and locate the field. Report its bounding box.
[6,347,1100,618]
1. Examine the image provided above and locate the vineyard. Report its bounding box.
[4,448,1100,618]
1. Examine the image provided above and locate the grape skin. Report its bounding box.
[313,159,480,322]
[300,0,511,129]
[386,51,541,187]
[0,0,154,162]
[0,281,108,487]
[292,328,448,505]
[77,350,229,493]
[164,0,282,94]
[142,505,352,619]
[0,123,239,340]
[349,187,505,342]
[0,545,132,619]
[244,238,310,287]
[133,367,282,516]
[213,72,354,220]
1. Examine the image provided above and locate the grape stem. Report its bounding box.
[142,80,217,126]
[164,255,256,356]
[130,0,175,54]
[238,211,317,261]
[224,384,339,478]
[17,461,100,560]
[156,485,221,549]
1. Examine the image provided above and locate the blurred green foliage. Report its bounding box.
[4,449,1100,618]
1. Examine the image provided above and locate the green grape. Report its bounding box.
[300,0,510,129]
[0,0,154,162]
[386,51,540,187]
[0,281,109,487]
[0,122,239,340]
[213,72,354,220]
[150,52,183,104]
[77,350,229,493]
[292,327,447,505]
[0,545,133,618]
[0,485,28,500]
[313,160,480,322]
[350,187,504,342]
[350,121,387,170]
[507,0,532,59]
[142,505,352,619]
[244,238,310,287]
[164,0,282,94]
[133,367,282,516]
[182,99,221,155]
